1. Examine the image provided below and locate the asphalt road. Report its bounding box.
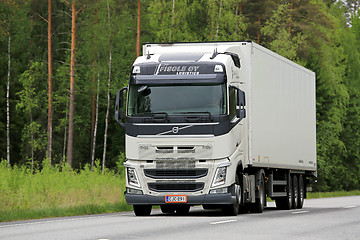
[1,196,359,240]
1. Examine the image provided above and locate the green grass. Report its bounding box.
[307,190,360,199]
[1,159,359,222]
[0,160,131,222]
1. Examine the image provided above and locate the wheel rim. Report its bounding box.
[235,183,241,205]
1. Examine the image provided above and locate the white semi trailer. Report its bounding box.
[115,41,316,216]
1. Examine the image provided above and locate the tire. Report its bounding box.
[297,175,305,209]
[275,174,293,210]
[203,204,220,210]
[133,205,152,216]
[160,205,175,214]
[222,175,241,216]
[292,175,299,209]
[175,205,190,215]
[250,175,266,213]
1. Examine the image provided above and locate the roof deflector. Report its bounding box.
[158,53,204,62]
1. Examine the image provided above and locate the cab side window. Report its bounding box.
[229,88,236,121]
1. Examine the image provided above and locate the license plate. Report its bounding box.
[165,195,187,203]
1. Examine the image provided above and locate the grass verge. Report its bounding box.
[0,203,133,222]
[0,160,130,222]
[1,159,359,222]
[307,190,360,199]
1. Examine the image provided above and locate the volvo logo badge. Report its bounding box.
[172,127,179,134]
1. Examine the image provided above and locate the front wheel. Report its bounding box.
[133,205,152,216]
[160,205,175,214]
[222,175,241,216]
[175,205,190,215]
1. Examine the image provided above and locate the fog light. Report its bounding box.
[209,187,228,194]
[127,187,143,195]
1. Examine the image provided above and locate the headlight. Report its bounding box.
[127,167,140,187]
[212,166,227,187]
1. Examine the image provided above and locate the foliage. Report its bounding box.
[0,0,359,199]
[0,159,128,222]
[261,3,306,62]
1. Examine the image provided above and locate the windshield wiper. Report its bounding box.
[174,111,213,122]
[135,112,169,122]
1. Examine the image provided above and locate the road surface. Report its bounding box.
[1,196,359,240]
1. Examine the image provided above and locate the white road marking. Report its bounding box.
[292,210,309,214]
[210,219,237,225]
[344,206,357,209]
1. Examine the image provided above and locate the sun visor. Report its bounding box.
[130,73,226,85]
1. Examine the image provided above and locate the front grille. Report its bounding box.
[144,169,208,179]
[148,183,204,192]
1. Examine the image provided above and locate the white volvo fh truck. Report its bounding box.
[115,41,316,216]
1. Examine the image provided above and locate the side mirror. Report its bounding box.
[236,88,246,120]
[115,87,128,128]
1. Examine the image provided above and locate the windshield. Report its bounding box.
[127,84,226,116]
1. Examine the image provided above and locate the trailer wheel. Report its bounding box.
[275,174,293,210]
[292,175,299,209]
[250,175,266,213]
[222,175,241,216]
[160,205,175,214]
[133,205,152,216]
[297,175,305,209]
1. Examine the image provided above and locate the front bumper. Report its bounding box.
[125,192,236,205]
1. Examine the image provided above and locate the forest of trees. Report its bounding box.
[1,0,360,192]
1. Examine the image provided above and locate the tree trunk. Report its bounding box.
[238,2,242,34]
[102,0,112,173]
[6,34,11,167]
[91,73,100,170]
[90,3,99,169]
[102,52,111,173]
[90,69,96,167]
[30,109,34,171]
[47,0,53,164]
[67,0,77,168]
[288,0,293,34]
[210,0,215,40]
[136,0,141,57]
[216,1,222,40]
[257,0,261,44]
[169,0,175,42]
[63,100,68,164]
